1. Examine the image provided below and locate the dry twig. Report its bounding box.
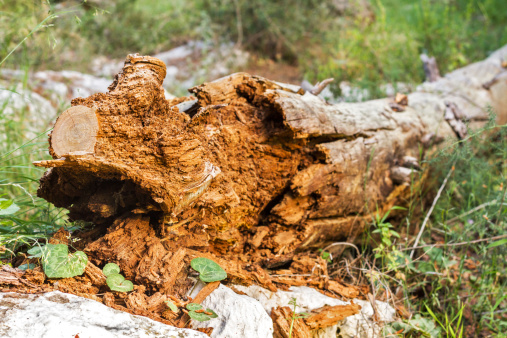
[410,164,455,258]
[402,234,507,251]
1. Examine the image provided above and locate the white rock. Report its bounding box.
[0,291,206,338]
[338,299,396,338]
[233,284,396,338]
[233,284,350,314]
[190,284,274,338]
[0,84,57,140]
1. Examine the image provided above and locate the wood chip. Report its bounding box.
[304,303,362,330]
[271,306,311,338]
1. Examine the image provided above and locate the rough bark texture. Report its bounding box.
[31,47,507,324]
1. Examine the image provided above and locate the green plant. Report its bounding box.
[0,2,72,260]
[308,0,507,100]
[0,198,19,216]
[287,297,309,338]
[186,303,218,322]
[318,248,332,263]
[102,262,133,292]
[200,0,334,62]
[27,243,87,278]
[190,257,227,282]
[18,263,36,271]
[164,300,179,313]
[103,262,121,276]
[371,206,407,271]
[385,314,441,337]
[425,302,465,338]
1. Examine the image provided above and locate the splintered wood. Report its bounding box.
[271,302,361,337]
[304,303,362,330]
[271,306,311,338]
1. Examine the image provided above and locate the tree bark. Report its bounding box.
[34,47,507,269]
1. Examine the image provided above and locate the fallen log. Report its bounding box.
[36,47,507,251]
[31,47,507,310]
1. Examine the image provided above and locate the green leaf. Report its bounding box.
[190,257,227,282]
[18,263,36,271]
[206,308,218,318]
[186,303,203,311]
[188,311,211,322]
[0,198,20,216]
[0,199,13,210]
[42,244,88,278]
[164,300,179,313]
[27,245,47,258]
[103,263,121,277]
[487,238,507,248]
[106,273,134,292]
[417,261,436,273]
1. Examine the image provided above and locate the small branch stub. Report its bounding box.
[420,54,441,82]
[50,105,99,158]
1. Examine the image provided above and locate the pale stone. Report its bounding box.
[0,291,206,338]
[190,284,274,338]
[233,284,396,338]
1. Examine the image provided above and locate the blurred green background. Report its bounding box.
[1,0,506,98]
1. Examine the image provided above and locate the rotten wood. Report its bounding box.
[0,265,50,292]
[271,306,311,338]
[25,46,507,327]
[35,48,507,258]
[304,302,362,330]
[0,265,24,286]
[482,69,507,90]
[83,261,106,286]
[420,54,441,82]
[177,281,220,328]
[444,101,469,139]
[326,280,365,299]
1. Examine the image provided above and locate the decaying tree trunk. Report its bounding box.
[33,48,507,302]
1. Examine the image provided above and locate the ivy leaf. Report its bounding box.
[106,273,134,292]
[190,257,227,282]
[103,263,121,277]
[27,245,47,258]
[164,300,179,313]
[0,198,20,216]
[18,263,36,271]
[188,311,211,322]
[206,308,218,318]
[42,244,88,278]
[186,303,203,311]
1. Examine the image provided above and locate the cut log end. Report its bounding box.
[50,105,99,159]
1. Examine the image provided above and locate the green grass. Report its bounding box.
[2,0,505,92]
[360,118,507,336]
[0,0,201,73]
[307,0,507,99]
[0,95,68,259]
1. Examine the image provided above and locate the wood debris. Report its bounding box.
[304,302,362,330]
